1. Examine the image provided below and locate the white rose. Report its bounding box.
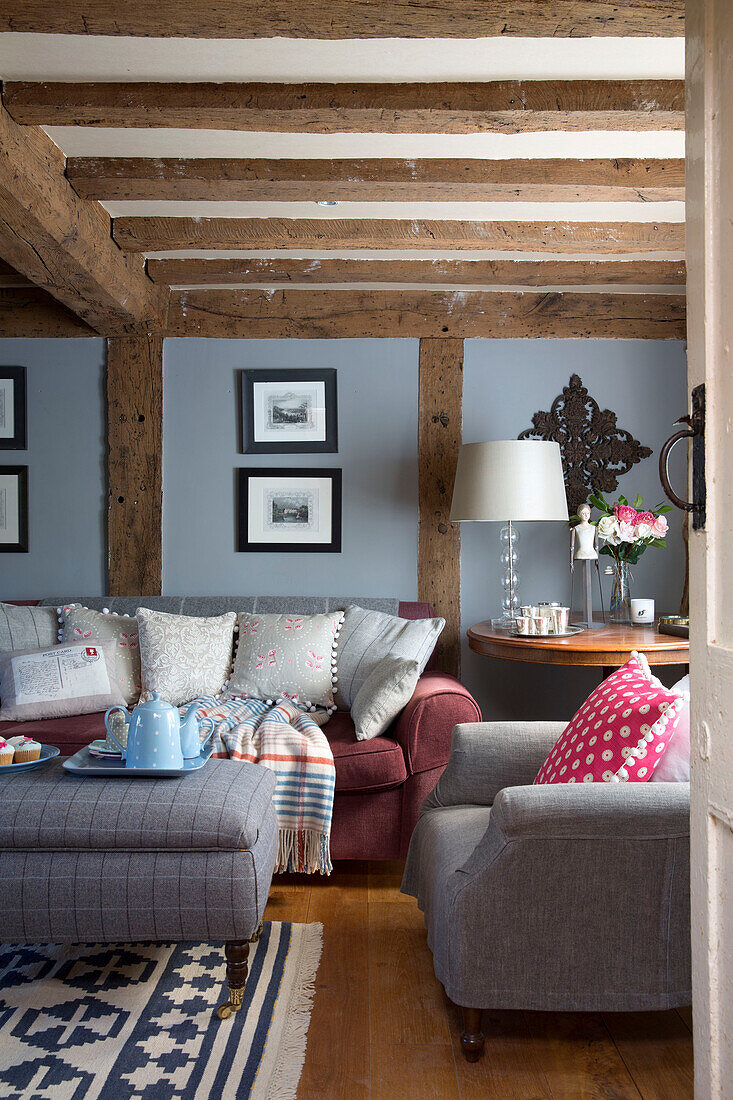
[597,515,620,545]
[617,520,637,543]
[636,522,654,539]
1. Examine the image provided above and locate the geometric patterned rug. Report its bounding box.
[0,922,323,1100]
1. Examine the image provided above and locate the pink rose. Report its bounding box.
[634,511,656,525]
[617,520,638,543]
[652,514,669,537]
[614,505,638,525]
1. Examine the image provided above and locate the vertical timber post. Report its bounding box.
[418,338,463,678]
[107,334,163,595]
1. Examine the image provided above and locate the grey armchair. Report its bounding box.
[401,721,691,1061]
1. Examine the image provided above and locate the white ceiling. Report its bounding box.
[47,127,685,161]
[0,34,684,83]
[101,200,686,221]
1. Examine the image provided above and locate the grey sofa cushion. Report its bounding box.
[335,604,444,709]
[0,602,58,652]
[351,655,420,740]
[0,758,277,852]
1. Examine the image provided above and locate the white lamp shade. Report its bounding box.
[450,440,569,523]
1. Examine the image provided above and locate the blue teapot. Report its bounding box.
[104,693,214,769]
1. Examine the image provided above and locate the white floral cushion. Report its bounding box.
[227,612,344,709]
[61,604,141,707]
[136,607,236,706]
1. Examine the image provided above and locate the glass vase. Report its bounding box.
[609,560,632,623]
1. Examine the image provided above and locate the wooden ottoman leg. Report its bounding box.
[249,920,264,943]
[217,940,250,1020]
[460,1006,485,1062]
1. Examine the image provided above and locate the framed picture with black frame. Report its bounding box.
[241,369,337,454]
[0,465,28,552]
[0,367,27,450]
[238,467,342,553]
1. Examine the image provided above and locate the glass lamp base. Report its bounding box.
[490,615,518,631]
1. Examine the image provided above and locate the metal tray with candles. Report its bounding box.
[510,625,585,639]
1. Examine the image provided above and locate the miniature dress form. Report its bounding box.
[570,502,605,628]
[571,503,599,562]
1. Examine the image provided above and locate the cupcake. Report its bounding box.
[0,739,14,765]
[7,736,41,763]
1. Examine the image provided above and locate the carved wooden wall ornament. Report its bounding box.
[518,373,652,514]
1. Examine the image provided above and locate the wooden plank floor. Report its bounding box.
[264,860,694,1100]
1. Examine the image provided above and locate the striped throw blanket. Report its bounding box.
[184,695,335,875]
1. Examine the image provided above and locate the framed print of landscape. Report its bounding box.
[241,369,337,454]
[238,468,342,553]
[0,367,27,450]
[0,466,28,552]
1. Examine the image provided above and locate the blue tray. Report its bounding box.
[63,744,213,778]
[2,744,60,772]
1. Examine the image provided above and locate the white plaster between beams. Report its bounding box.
[0,34,684,83]
[102,200,686,221]
[142,248,686,261]
[44,127,685,161]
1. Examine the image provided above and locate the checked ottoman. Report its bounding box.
[0,758,278,1019]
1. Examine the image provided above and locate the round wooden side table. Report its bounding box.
[467,621,689,680]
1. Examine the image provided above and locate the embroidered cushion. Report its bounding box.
[227,612,343,709]
[61,605,141,707]
[534,653,683,785]
[334,604,444,709]
[136,607,236,706]
[651,674,691,782]
[0,603,58,653]
[351,655,420,741]
[0,639,125,722]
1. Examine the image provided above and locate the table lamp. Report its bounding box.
[450,439,569,627]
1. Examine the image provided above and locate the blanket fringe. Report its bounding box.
[276,828,332,876]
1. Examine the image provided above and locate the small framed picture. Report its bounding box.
[0,466,28,552]
[238,468,342,553]
[0,367,27,450]
[241,369,337,454]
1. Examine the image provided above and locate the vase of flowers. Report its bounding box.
[586,492,671,623]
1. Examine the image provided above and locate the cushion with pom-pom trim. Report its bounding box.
[534,653,683,785]
[226,611,343,708]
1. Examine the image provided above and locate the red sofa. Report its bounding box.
[0,600,480,860]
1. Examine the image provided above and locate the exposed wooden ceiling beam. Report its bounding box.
[147,256,687,287]
[0,103,168,334]
[0,1,685,38]
[67,157,686,204]
[4,80,684,133]
[0,285,686,339]
[0,287,96,336]
[167,288,686,339]
[114,217,685,255]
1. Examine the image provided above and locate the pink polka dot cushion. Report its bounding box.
[534,652,684,785]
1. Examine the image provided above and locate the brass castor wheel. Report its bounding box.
[217,986,244,1020]
[249,920,264,943]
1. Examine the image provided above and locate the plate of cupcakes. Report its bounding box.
[0,736,59,771]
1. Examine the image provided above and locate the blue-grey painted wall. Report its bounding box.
[461,339,688,719]
[162,339,419,597]
[0,334,687,721]
[0,338,106,598]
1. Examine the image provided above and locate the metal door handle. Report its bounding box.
[658,383,706,530]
